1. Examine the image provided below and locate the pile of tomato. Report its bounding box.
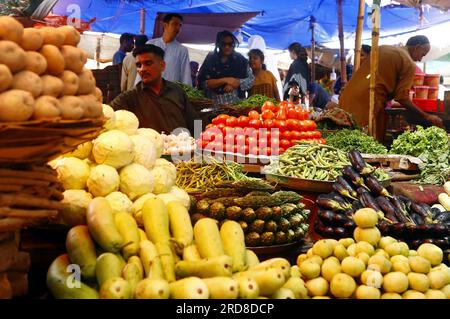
[197,101,325,156]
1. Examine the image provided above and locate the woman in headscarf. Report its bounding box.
[247,49,280,101]
[283,42,310,102]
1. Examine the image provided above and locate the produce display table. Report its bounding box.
[391,182,444,205]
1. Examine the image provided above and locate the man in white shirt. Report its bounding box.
[135,13,192,86]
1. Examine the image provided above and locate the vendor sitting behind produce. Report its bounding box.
[339,35,443,142]
[198,30,254,107]
[247,49,280,101]
[111,44,199,135]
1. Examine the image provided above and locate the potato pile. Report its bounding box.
[296,208,450,299]
[0,17,103,122]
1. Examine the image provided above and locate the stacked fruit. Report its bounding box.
[197,101,324,156]
[315,150,450,249]
[191,180,310,247]
[297,208,450,299]
[0,17,103,122]
[47,196,310,299]
[50,108,190,228]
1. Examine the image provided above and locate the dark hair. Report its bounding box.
[134,34,149,48]
[248,49,266,70]
[288,42,308,61]
[133,44,165,59]
[214,30,239,54]
[120,33,134,45]
[406,35,430,46]
[163,13,183,24]
[361,44,371,54]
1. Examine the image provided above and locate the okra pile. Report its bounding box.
[190,180,310,247]
[315,150,450,250]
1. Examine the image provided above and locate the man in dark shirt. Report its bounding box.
[111,44,198,135]
[113,33,134,65]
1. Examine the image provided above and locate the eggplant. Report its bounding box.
[364,176,392,198]
[427,224,449,237]
[318,210,336,225]
[356,187,369,197]
[317,194,351,212]
[334,227,348,238]
[390,196,413,223]
[343,220,356,230]
[335,176,358,199]
[410,202,433,223]
[334,213,352,227]
[348,150,374,176]
[411,213,425,225]
[329,192,352,206]
[359,193,385,218]
[375,196,399,222]
[435,211,450,223]
[352,200,364,211]
[397,195,412,211]
[315,220,335,237]
[378,220,390,233]
[431,208,445,219]
[390,223,408,237]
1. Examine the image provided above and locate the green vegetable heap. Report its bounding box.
[175,82,205,99]
[390,126,450,185]
[234,95,277,108]
[326,129,388,154]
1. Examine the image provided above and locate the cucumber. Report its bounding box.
[203,277,238,299]
[46,254,99,299]
[183,245,201,262]
[175,255,233,279]
[142,198,170,244]
[245,249,260,268]
[155,242,176,282]
[167,201,193,250]
[169,277,209,299]
[139,240,163,279]
[122,262,143,298]
[220,220,246,272]
[87,197,124,252]
[99,277,132,299]
[65,225,97,281]
[135,278,170,299]
[193,218,224,258]
[95,253,123,288]
[235,268,286,296]
[250,258,291,279]
[114,212,140,259]
[235,276,260,299]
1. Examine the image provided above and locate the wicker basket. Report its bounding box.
[190,98,214,113]
[0,118,105,165]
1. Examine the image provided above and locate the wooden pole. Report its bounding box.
[368,0,381,138]
[140,8,146,34]
[310,16,316,83]
[354,0,365,71]
[337,0,347,87]
[95,37,101,69]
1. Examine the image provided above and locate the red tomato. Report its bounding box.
[280,139,291,149]
[211,117,219,125]
[217,123,225,131]
[274,119,287,132]
[223,126,235,136]
[281,130,292,140]
[263,119,275,130]
[275,106,287,120]
[299,131,308,140]
[297,120,307,132]
[278,147,286,154]
[287,108,298,119]
[248,110,260,120]
[205,123,216,130]
[319,138,326,144]
[312,131,321,138]
[237,116,249,128]
[305,131,315,139]
[261,101,275,112]
[214,114,229,124]
[225,116,238,127]
[286,119,300,131]
[243,127,258,139]
[291,131,302,141]
[304,120,317,131]
[278,101,288,108]
[261,110,274,120]
[248,119,262,129]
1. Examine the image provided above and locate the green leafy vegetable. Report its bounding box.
[175,82,205,99]
[326,129,388,154]
[234,95,276,108]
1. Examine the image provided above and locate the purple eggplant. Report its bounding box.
[365,176,392,198]
[360,193,384,215]
[390,196,413,223]
[435,211,450,223]
[410,202,433,223]
[356,187,370,197]
[334,227,348,238]
[412,213,425,225]
[318,210,336,225]
[334,213,352,227]
[342,166,369,191]
[335,176,358,199]
[348,150,375,176]
[352,200,364,211]
[376,196,410,224]
[317,194,351,212]
[343,220,356,230]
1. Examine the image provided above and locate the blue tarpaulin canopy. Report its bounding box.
[52,0,450,49]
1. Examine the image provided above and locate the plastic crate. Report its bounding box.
[413,98,438,112]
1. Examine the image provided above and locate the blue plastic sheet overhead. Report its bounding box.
[53,0,450,49]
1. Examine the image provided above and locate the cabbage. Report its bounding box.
[67,141,93,159]
[150,166,175,195]
[92,130,135,169]
[87,164,120,197]
[114,110,139,135]
[130,134,157,169]
[169,186,190,209]
[102,104,116,130]
[55,157,90,190]
[119,163,153,200]
[105,191,133,215]
[156,193,180,206]
[60,190,93,226]
[154,158,177,180]
[138,128,164,158]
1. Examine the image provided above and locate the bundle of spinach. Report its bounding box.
[390,126,450,185]
[234,94,276,108]
[175,82,205,99]
[326,129,388,154]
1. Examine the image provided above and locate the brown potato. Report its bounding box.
[0,16,24,43]
[0,41,26,73]
[58,26,81,46]
[94,87,103,103]
[0,90,34,122]
[20,28,43,51]
[40,27,65,47]
[60,70,79,95]
[24,51,48,75]
[77,68,96,95]
[0,64,13,93]
[40,44,65,75]
[33,96,61,119]
[60,45,85,73]
[58,96,85,120]
[41,75,64,97]
[79,94,102,118]
[12,71,43,98]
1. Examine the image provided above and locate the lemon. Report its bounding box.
[338,238,355,248]
[307,255,324,266]
[299,260,321,280]
[360,270,383,289]
[378,236,397,250]
[334,244,349,261]
[283,277,307,299]
[368,255,392,274]
[357,252,370,266]
[402,290,426,299]
[355,285,381,299]
[306,277,329,297]
[383,272,409,293]
[354,241,375,256]
[330,273,356,298]
[347,243,357,257]
[417,243,443,266]
[409,250,418,257]
[353,208,378,228]
[440,284,450,298]
[381,292,402,299]
[312,240,335,259]
[353,227,381,246]
[392,260,411,274]
[391,255,409,264]
[409,256,431,274]
[425,289,446,299]
[428,270,448,290]
[296,254,308,266]
[374,249,390,259]
[321,257,342,282]
[341,257,365,277]
[407,272,430,292]
[290,265,301,278]
[385,242,402,257]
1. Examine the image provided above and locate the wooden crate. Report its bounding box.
[92,64,122,104]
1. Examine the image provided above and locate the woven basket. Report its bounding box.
[0,117,105,165]
[218,104,261,117]
[190,98,214,112]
